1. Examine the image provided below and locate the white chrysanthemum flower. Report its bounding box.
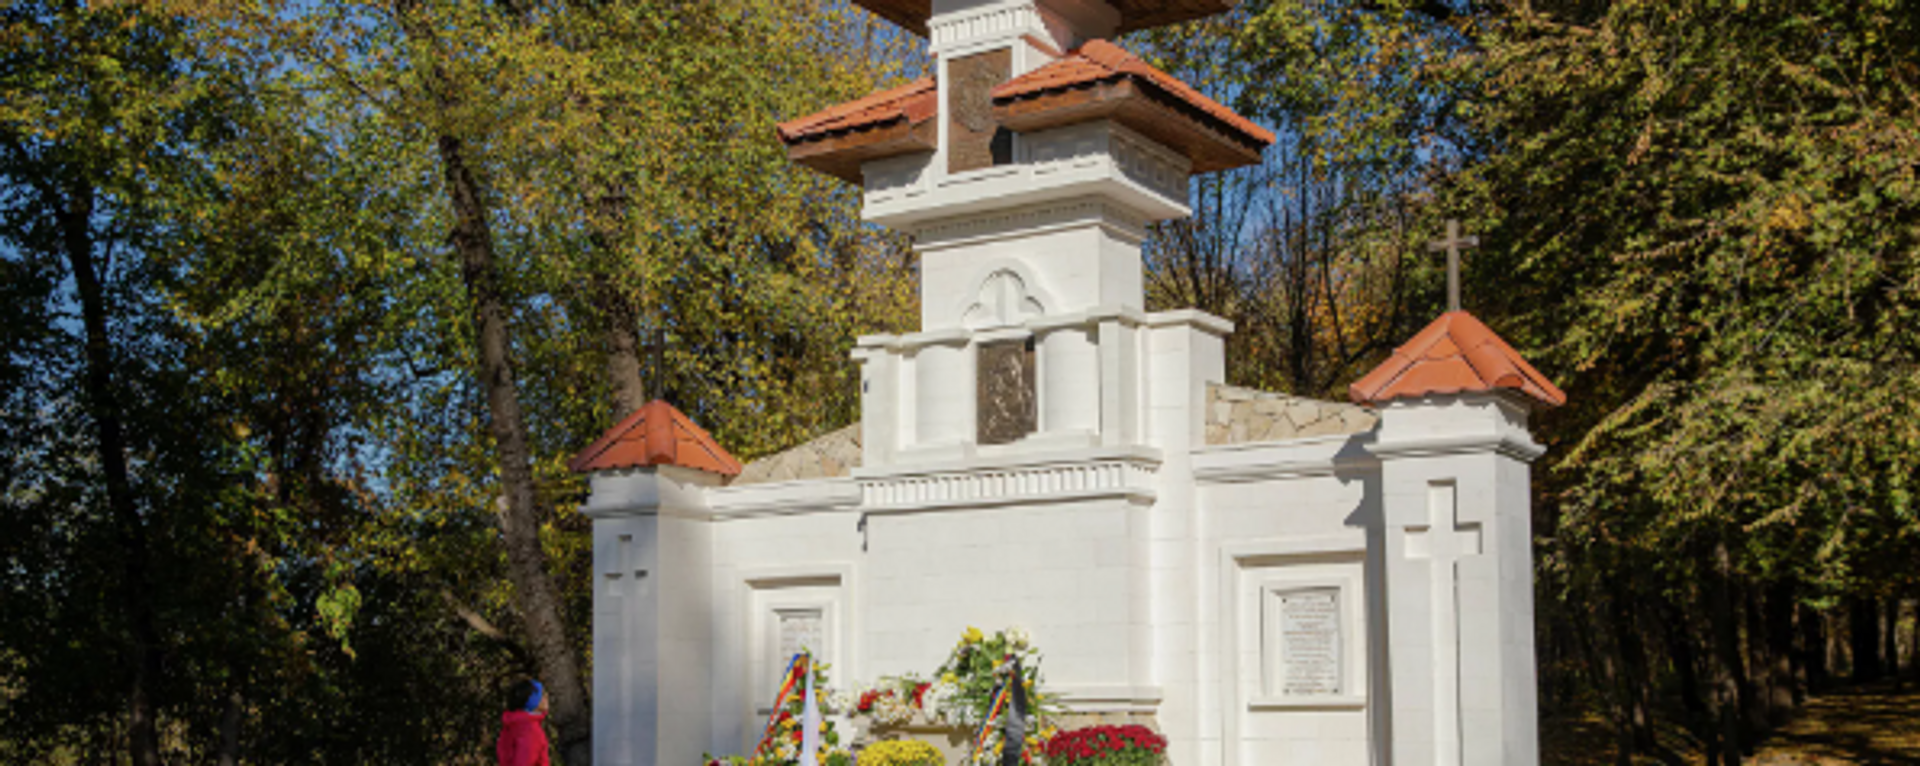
[1006,626,1031,648]
[827,689,855,714]
[873,691,913,725]
[920,679,957,715]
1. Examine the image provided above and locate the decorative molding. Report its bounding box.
[962,268,1048,329]
[1051,684,1164,714]
[1144,308,1234,335]
[1110,124,1189,202]
[913,199,1149,249]
[1246,695,1368,711]
[1192,435,1379,484]
[706,478,862,520]
[1366,432,1547,463]
[863,154,930,204]
[930,4,1045,49]
[857,451,1160,512]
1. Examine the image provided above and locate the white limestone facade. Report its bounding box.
[579,1,1554,764]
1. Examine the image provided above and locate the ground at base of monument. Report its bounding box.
[1543,678,1920,765]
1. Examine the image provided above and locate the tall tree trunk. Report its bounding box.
[584,181,648,417]
[1662,594,1712,748]
[1906,594,1919,685]
[1885,597,1902,690]
[217,687,243,766]
[1850,595,1883,682]
[59,177,164,766]
[599,282,647,416]
[1799,602,1825,696]
[1607,578,1655,754]
[1742,584,1771,736]
[1764,582,1796,725]
[1709,538,1746,764]
[434,130,592,766]
[1825,608,1843,689]
[397,4,593,754]
[399,5,593,762]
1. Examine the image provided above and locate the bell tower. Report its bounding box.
[777,0,1272,466]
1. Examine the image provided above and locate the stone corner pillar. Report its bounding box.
[1370,393,1544,766]
[582,466,724,766]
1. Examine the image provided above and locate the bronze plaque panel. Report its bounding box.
[947,48,1013,174]
[977,338,1037,445]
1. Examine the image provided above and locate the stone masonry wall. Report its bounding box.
[1205,383,1378,445]
[733,423,863,485]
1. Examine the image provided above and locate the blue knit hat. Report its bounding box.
[525,680,544,712]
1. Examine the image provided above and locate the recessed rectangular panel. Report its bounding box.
[947,48,1012,174]
[977,338,1036,445]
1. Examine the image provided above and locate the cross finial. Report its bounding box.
[1427,219,1479,313]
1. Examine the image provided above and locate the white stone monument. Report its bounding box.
[572,2,1567,764]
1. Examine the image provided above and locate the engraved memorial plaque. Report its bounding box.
[776,608,823,662]
[947,49,1013,173]
[976,338,1036,445]
[1280,590,1342,696]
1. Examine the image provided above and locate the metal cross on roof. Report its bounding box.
[1427,219,1479,313]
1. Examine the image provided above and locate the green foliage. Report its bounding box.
[1455,0,1920,591]
[1133,0,1474,396]
[1,0,917,761]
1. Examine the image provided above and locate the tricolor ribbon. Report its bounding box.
[968,675,1014,762]
[753,652,807,758]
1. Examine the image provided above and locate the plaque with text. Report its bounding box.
[1279,590,1341,696]
[776,608,823,662]
[977,339,1036,445]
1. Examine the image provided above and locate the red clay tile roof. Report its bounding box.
[1348,311,1567,408]
[776,78,938,145]
[992,39,1276,148]
[568,400,743,476]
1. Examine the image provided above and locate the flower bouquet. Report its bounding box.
[703,652,853,766]
[1040,724,1166,766]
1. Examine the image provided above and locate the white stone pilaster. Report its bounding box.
[1370,394,1543,766]
[584,466,725,766]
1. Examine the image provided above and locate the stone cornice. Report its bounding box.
[855,445,1162,512]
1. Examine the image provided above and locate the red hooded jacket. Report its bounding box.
[497,710,550,766]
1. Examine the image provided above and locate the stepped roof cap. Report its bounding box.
[775,78,939,183]
[992,38,1274,170]
[1348,311,1566,408]
[568,400,744,476]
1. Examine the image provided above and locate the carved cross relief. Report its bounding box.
[1406,481,1483,766]
[962,270,1045,329]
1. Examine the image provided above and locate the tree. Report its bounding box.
[1453,0,1920,760]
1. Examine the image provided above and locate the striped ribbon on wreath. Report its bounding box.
[753,652,808,759]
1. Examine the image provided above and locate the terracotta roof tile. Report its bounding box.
[776,78,938,144]
[1348,311,1567,408]
[568,400,744,476]
[992,39,1276,148]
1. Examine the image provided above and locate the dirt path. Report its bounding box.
[1748,682,1920,765]
[1542,680,1920,765]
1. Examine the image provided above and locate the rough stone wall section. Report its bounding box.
[732,423,863,485]
[1205,383,1378,445]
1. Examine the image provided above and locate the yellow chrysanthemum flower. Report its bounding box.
[965,626,984,643]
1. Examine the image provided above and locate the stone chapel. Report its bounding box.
[570,1,1567,764]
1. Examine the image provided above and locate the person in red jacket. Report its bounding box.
[497,678,551,766]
